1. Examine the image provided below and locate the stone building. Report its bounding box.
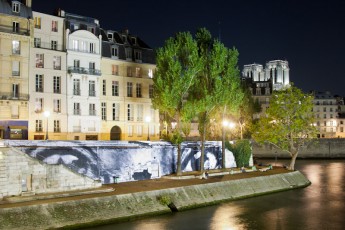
[0,0,33,139]
[242,60,290,119]
[0,1,158,141]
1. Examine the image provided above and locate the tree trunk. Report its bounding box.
[289,151,298,170]
[176,143,182,176]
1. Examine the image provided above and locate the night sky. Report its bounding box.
[32,0,345,96]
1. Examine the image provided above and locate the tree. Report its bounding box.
[189,28,243,171]
[252,84,318,170]
[152,32,202,175]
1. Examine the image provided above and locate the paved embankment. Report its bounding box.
[0,171,310,230]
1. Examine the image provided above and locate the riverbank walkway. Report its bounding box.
[0,166,288,209]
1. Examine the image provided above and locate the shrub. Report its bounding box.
[226,139,252,167]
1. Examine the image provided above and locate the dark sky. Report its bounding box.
[33,0,345,96]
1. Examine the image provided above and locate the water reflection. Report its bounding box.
[84,160,345,230]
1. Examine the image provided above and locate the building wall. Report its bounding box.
[29,11,67,140]
[100,57,159,140]
[0,146,101,199]
[0,7,33,139]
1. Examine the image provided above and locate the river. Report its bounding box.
[84,159,345,230]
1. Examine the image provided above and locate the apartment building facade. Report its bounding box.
[101,29,158,141]
[1,2,158,141]
[0,0,33,139]
[29,11,67,140]
[313,91,345,138]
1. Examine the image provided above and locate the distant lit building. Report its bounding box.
[312,91,345,138]
[242,60,290,119]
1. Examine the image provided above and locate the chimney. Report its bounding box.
[24,0,32,8]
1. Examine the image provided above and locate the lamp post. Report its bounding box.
[44,110,50,140]
[145,116,151,141]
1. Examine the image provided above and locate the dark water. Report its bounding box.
[84,159,345,230]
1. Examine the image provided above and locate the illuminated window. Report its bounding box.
[35,98,43,113]
[112,65,119,75]
[135,67,141,77]
[53,56,61,70]
[12,40,20,54]
[52,21,58,32]
[36,54,44,68]
[34,17,41,29]
[148,69,153,78]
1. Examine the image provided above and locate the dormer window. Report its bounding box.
[12,1,20,13]
[111,46,118,58]
[107,33,113,40]
[134,50,142,62]
[131,37,136,45]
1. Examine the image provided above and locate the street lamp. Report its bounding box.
[44,110,50,140]
[145,116,151,141]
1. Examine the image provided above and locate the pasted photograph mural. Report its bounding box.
[14,140,236,184]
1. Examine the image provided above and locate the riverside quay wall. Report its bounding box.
[0,171,310,230]
[252,138,345,158]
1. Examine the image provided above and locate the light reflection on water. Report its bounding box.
[83,160,345,230]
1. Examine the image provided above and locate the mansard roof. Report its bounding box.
[0,0,32,18]
[101,28,155,64]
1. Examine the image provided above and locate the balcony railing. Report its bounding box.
[89,91,96,96]
[68,47,99,55]
[0,93,29,100]
[68,66,101,76]
[33,41,64,51]
[89,110,96,116]
[73,89,80,96]
[0,24,30,36]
